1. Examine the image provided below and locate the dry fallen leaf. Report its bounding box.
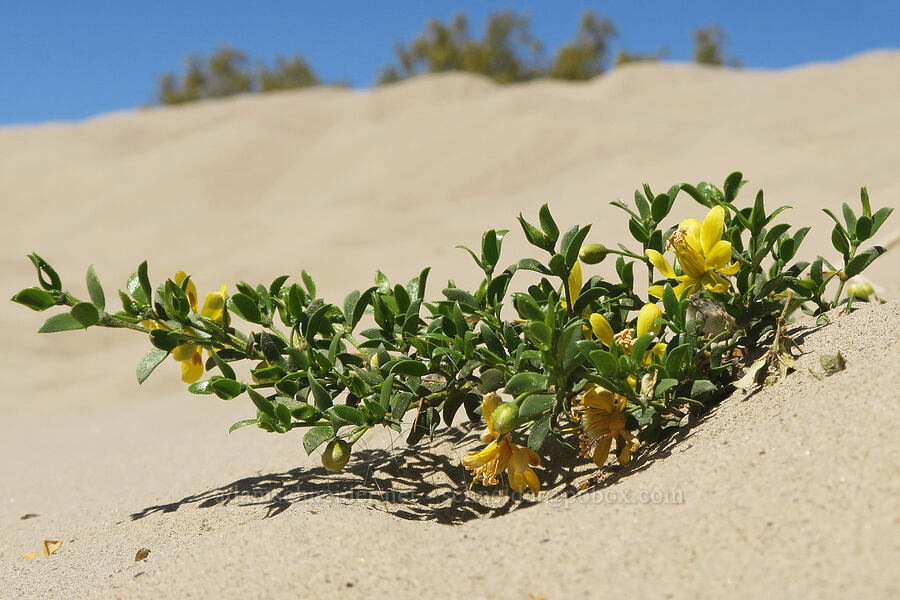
[22,553,39,559]
[20,513,40,520]
[134,548,151,561]
[43,540,62,556]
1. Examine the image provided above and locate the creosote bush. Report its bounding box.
[13,173,892,496]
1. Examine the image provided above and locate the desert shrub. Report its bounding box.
[14,174,891,496]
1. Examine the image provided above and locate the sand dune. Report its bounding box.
[1,52,899,598]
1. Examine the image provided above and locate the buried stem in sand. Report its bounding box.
[11,172,893,496]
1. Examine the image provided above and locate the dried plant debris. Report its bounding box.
[20,513,40,520]
[43,540,62,556]
[134,548,151,561]
[819,351,846,375]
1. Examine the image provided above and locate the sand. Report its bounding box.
[1,52,899,598]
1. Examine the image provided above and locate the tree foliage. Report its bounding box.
[692,24,742,67]
[155,16,743,105]
[548,13,617,80]
[157,46,320,105]
[377,11,543,84]
[614,47,670,68]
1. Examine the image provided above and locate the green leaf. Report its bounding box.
[302,425,334,455]
[210,350,236,380]
[516,258,551,276]
[665,344,691,376]
[854,215,872,241]
[304,304,330,343]
[70,302,100,327]
[690,379,717,398]
[456,244,483,269]
[630,333,656,364]
[391,391,415,420]
[589,350,618,377]
[301,270,316,299]
[628,218,649,243]
[11,287,56,311]
[527,414,551,452]
[307,373,332,410]
[187,379,215,394]
[518,214,549,251]
[275,402,292,425]
[841,202,857,236]
[443,287,478,309]
[149,329,179,351]
[831,225,849,257]
[328,405,366,427]
[538,204,559,243]
[526,321,553,351]
[287,283,305,321]
[859,186,871,217]
[723,171,744,203]
[512,293,544,321]
[85,265,105,311]
[654,378,678,399]
[413,267,431,301]
[504,372,548,395]
[342,290,360,327]
[136,348,169,384]
[564,225,592,269]
[548,253,569,279]
[269,275,290,297]
[661,284,678,320]
[518,393,554,420]
[390,359,428,377]
[228,293,262,324]
[634,189,651,219]
[247,386,276,418]
[481,229,499,269]
[28,253,61,291]
[229,419,258,433]
[822,208,847,237]
[211,378,243,400]
[844,246,886,278]
[871,207,893,237]
[559,225,591,268]
[137,260,153,304]
[650,193,673,223]
[380,374,395,409]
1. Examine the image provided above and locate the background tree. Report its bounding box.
[156,47,251,105]
[692,24,742,67]
[614,47,670,68]
[259,55,320,92]
[548,12,617,80]
[376,11,542,84]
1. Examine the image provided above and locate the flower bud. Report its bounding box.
[579,243,609,265]
[321,439,352,472]
[637,303,663,337]
[846,281,874,299]
[589,313,614,347]
[490,402,520,436]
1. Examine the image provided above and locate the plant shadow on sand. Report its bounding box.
[130,417,704,525]
[130,321,819,525]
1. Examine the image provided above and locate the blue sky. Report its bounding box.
[1,1,897,126]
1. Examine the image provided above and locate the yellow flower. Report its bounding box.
[589,303,666,365]
[462,393,541,494]
[646,205,739,299]
[175,270,227,321]
[576,385,639,467]
[143,271,227,384]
